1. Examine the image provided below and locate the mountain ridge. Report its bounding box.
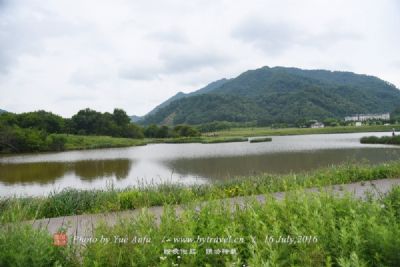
[141,66,400,126]
[130,78,230,122]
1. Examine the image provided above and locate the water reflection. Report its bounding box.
[1,132,400,196]
[164,148,400,180]
[0,159,133,185]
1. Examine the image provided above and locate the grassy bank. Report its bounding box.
[148,136,248,144]
[2,161,400,222]
[361,135,400,145]
[23,135,249,153]
[1,186,400,266]
[214,124,400,137]
[55,125,400,149]
[4,124,399,154]
[59,134,148,150]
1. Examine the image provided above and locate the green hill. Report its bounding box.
[130,79,230,123]
[148,78,229,116]
[0,109,7,114]
[142,66,400,126]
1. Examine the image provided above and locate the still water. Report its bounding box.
[1,132,400,196]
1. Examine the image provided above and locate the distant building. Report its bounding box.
[310,121,325,128]
[344,113,390,122]
[355,122,362,127]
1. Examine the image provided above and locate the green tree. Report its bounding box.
[112,108,131,126]
[323,118,341,127]
[157,126,170,138]
[391,107,400,123]
[173,125,200,137]
[144,125,159,138]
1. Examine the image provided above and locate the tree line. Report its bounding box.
[0,108,199,153]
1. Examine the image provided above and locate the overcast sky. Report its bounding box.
[0,0,399,117]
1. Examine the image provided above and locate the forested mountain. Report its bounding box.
[142,66,400,126]
[130,115,143,123]
[391,107,400,121]
[0,109,7,114]
[132,78,231,122]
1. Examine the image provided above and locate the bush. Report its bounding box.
[0,225,78,267]
[144,124,200,138]
[360,135,400,145]
[173,125,200,137]
[0,125,49,153]
[46,135,66,151]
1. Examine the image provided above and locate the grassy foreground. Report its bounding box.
[361,135,400,145]
[1,186,400,266]
[2,161,400,222]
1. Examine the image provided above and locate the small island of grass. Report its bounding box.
[201,137,248,144]
[360,135,400,145]
[250,137,272,143]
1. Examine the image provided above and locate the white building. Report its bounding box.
[344,113,390,122]
[310,122,325,128]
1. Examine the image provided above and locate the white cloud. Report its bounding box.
[0,0,399,117]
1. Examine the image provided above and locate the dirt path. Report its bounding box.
[28,178,400,239]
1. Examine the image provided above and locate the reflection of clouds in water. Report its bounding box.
[113,160,209,188]
[1,132,400,196]
[1,132,396,164]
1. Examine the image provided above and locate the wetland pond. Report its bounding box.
[1,132,400,196]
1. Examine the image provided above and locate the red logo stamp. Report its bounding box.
[53,233,68,246]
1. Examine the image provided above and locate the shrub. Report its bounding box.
[46,135,67,151]
[361,135,400,145]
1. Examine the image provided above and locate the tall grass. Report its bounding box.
[1,184,400,266]
[0,203,78,267]
[2,161,400,222]
[82,187,400,266]
[59,134,147,150]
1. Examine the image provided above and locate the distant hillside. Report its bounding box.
[142,66,400,126]
[391,107,400,121]
[0,109,7,114]
[132,79,230,123]
[144,78,230,118]
[130,115,142,123]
